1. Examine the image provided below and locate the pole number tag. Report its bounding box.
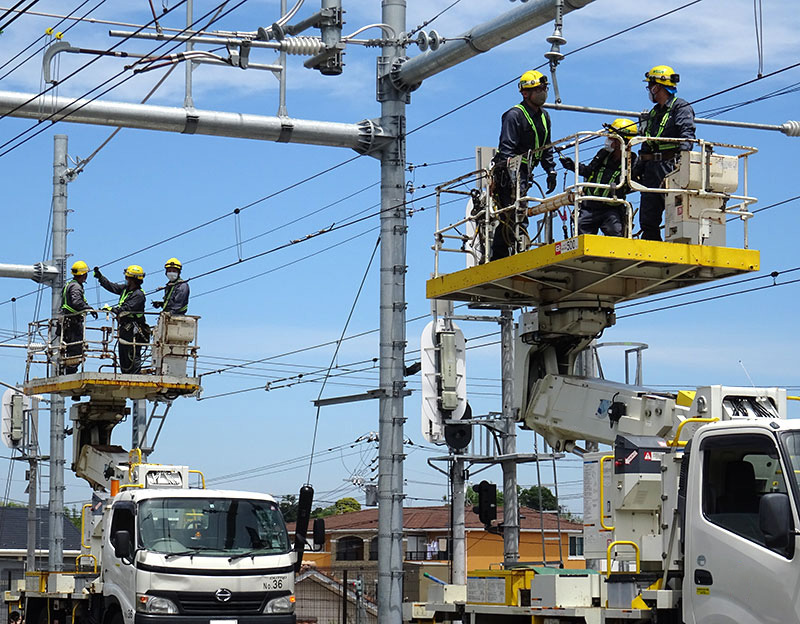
[555,238,578,255]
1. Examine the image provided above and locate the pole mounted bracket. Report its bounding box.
[32,262,59,284]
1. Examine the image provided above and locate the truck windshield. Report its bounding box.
[138,498,290,556]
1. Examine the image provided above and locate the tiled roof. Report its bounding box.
[0,507,82,551]
[288,505,580,533]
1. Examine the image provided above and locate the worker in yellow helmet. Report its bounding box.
[491,69,558,260]
[93,264,149,374]
[60,260,99,374]
[559,119,639,237]
[152,258,189,315]
[636,65,696,240]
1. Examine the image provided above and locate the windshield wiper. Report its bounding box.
[228,550,263,562]
[163,546,215,560]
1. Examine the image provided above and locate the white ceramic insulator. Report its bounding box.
[278,37,325,56]
[27,342,46,352]
[782,120,800,137]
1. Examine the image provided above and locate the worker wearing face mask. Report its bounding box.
[152,258,189,315]
[559,119,639,237]
[491,69,558,260]
[636,65,696,241]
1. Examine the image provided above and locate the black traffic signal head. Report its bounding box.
[472,480,497,526]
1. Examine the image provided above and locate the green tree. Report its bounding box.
[518,485,558,511]
[312,497,362,518]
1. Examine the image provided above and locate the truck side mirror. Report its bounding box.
[312,518,325,552]
[113,530,133,563]
[759,492,793,552]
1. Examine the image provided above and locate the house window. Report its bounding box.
[569,535,584,558]
[369,537,379,561]
[336,536,364,561]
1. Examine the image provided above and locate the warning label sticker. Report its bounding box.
[554,237,578,255]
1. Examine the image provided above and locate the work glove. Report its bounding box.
[559,156,575,171]
[546,170,557,194]
[101,304,112,312]
[93,267,102,279]
[152,300,163,309]
[90,310,99,320]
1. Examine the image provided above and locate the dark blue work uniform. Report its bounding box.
[638,95,696,240]
[492,102,556,260]
[576,148,637,237]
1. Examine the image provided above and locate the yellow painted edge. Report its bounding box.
[24,378,199,394]
[427,235,759,300]
[676,390,697,407]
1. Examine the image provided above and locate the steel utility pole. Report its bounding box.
[500,310,518,565]
[48,134,69,571]
[377,1,407,623]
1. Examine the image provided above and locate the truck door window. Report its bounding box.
[701,434,787,548]
[110,504,135,547]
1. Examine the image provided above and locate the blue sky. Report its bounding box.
[0,0,799,517]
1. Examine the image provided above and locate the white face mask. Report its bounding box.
[166,271,179,282]
[603,138,615,151]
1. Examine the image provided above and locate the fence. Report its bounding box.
[295,566,380,624]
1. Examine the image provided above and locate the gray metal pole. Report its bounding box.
[27,397,39,573]
[0,264,58,281]
[184,0,194,109]
[395,0,596,89]
[451,457,466,585]
[48,134,68,571]
[500,310,518,565]
[0,90,387,152]
[543,102,800,135]
[377,2,407,623]
[132,399,147,459]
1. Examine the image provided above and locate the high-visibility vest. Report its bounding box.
[514,104,548,166]
[163,281,188,314]
[586,151,621,198]
[118,289,144,319]
[646,97,677,151]
[61,280,87,315]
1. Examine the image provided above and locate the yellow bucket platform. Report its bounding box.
[427,235,759,307]
[24,372,201,400]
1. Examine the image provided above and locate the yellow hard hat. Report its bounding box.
[124,265,145,280]
[518,70,548,90]
[644,65,679,88]
[609,118,638,139]
[71,260,89,276]
[164,257,182,270]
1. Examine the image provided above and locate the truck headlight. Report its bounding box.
[137,594,179,614]
[264,595,295,614]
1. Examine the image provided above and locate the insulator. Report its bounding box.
[277,36,325,56]
[27,343,46,352]
[781,120,800,137]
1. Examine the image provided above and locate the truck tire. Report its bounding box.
[105,608,124,624]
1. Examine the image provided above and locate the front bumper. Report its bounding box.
[135,616,295,624]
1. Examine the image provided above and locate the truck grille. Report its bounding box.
[176,592,267,615]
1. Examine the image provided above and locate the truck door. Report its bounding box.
[104,502,137,623]
[684,431,800,624]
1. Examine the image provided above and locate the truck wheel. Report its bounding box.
[106,610,124,624]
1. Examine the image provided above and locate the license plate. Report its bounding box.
[210,620,237,624]
[262,574,289,591]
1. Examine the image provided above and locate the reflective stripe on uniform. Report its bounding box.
[118,289,144,318]
[646,98,676,151]
[163,282,188,314]
[514,104,548,166]
[61,279,87,315]
[586,152,621,198]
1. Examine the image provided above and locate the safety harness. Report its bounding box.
[646,97,677,151]
[586,151,621,198]
[118,289,144,319]
[163,280,188,314]
[514,104,548,166]
[61,280,87,315]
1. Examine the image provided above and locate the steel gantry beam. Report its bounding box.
[394,0,596,90]
[0,90,390,154]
